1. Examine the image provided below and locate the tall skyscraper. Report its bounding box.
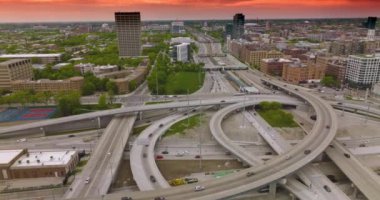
[232,13,245,39]
[365,17,377,40]
[115,12,141,57]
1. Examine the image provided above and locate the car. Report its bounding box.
[148,133,153,138]
[162,150,169,154]
[195,155,201,159]
[225,151,232,155]
[145,144,149,147]
[294,88,299,91]
[326,125,330,129]
[17,138,27,142]
[359,144,366,147]
[300,122,304,126]
[194,185,205,191]
[150,175,156,183]
[258,186,269,193]
[192,109,196,112]
[337,102,343,105]
[304,150,311,155]
[220,100,226,103]
[143,153,147,158]
[68,135,75,138]
[154,197,165,200]
[85,177,90,184]
[265,152,273,155]
[184,113,188,116]
[246,172,255,177]
[323,185,331,192]
[156,155,163,159]
[329,144,334,148]
[185,177,198,184]
[121,197,133,200]
[344,153,350,158]
[159,124,164,128]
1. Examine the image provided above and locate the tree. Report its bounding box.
[82,81,96,96]
[106,81,118,95]
[321,76,338,87]
[97,94,107,110]
[57,92,81,116]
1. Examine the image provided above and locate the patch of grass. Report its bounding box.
[145,100,173,105]
[164,114,202,137]
[258,109,299,128]
[77,159,88,168]
[132,124,150,135]
[165,72,205,95]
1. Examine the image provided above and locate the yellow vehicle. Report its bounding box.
[169,178,186,186]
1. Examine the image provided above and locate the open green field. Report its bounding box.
[164,114,202,137]
[258,109,299,128]
[164,72,204,95]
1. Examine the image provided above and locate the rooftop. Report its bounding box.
[11,150,76,168]
[0,149,24,165]
[0,59,30,66]
[0,53,62,58]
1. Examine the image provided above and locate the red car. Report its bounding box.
[156,155,164,159]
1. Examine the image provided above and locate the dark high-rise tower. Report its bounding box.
[366,17,377,29]
[365,17,377,40]
[115,12,141,57]
[232,13,245,39]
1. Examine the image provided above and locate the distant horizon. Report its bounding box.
[0,16,374,25]
[0,0,379,23]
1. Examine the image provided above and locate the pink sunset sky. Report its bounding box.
[0,0,379,22]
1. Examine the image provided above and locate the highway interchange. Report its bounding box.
[2,30,380,200]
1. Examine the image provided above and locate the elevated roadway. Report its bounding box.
[91,83,337,200]
[64,115,136,199]
[0,95,260,138]
[243,110,350,200]
[130,114,185,191]
[325,140,380,200]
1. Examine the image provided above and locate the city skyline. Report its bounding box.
[0,0,379,22]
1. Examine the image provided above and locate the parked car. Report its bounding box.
[162,150,169,154]
[68,135,75,138]
[156,155,163,159]
[121,197,133,200]
[304,150,311,155]
[154,197,165,200]
[195,155,201,159]
[344,153,350,158]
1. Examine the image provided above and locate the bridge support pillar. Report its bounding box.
[269,182,277,199]
[97,117,101,129]
[139,112,142,121]
[352,185,358,198]
[40,127,45,135]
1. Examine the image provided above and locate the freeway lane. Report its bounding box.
[65,115,136,199]
[325,140,380,200]
[0,95,266,137]
[130,114,182,191]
